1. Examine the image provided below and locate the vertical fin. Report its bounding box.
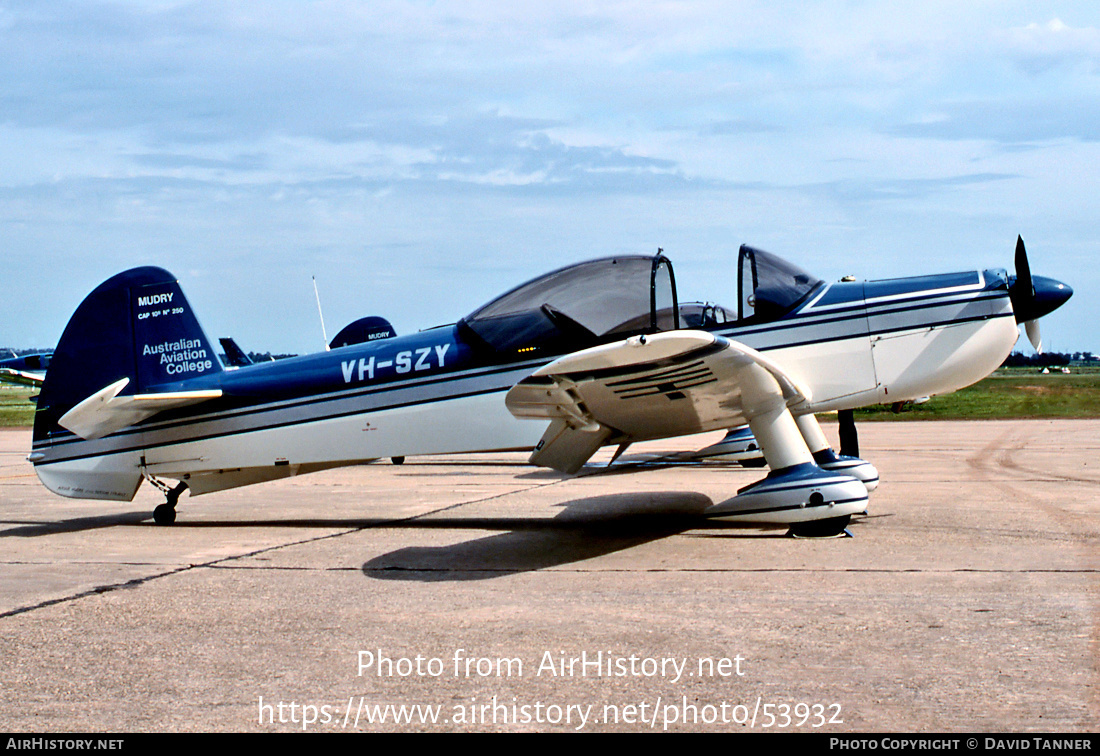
[34,267,222,443]
[132,275,222,390]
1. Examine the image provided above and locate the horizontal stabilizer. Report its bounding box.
[58,377,222,440]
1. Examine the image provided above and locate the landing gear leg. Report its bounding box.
[704,398,867,527]
[837,409,859,458]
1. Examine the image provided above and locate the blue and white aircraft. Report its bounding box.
[28,238,1070,536]
[0,350,53,388]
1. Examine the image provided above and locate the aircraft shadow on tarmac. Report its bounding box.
[360,490,788,583]
[1,511,151,537]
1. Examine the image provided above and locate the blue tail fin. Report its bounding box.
[34,267,223,442]
[219,337,254,367]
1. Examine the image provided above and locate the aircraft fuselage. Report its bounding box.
[31,266,1022,502]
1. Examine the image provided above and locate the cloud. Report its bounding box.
[1001,17,1100,75]
[1,2,1097,352]
[809,173,1019,205]
[892,99,1100,144]
[701,118,781,136]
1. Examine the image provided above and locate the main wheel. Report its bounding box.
[787,514,851,538]
[153,503,176,526]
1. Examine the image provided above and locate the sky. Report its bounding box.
[1,1,1096,356]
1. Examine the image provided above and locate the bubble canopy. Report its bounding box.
[459,254,679,355]
[458,247,822,358]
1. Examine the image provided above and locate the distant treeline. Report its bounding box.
[1002,351,1095,367]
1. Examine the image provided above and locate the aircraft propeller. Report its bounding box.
[1007,236,1072,353]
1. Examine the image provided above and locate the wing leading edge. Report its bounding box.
[0,367,44,388]
[505,330,810,474]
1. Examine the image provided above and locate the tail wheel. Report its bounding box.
[153,504,176,526]
[149,479,187,526]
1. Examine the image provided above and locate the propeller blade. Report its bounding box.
[1025,320,1042,353]
[1009,235,1036,324]
[1014,235,1033,298]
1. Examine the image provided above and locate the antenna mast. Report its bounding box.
[312,276,330,351]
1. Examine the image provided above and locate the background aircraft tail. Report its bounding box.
[33,267,223,443]
[219,336,254,367]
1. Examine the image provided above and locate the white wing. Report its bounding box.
[0,367,44,388]
[506,330,810,474]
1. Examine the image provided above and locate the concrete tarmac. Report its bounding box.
[1,421,1097,733]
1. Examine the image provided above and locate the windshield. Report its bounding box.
[460,255,678,356]
[738,245,822,321]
